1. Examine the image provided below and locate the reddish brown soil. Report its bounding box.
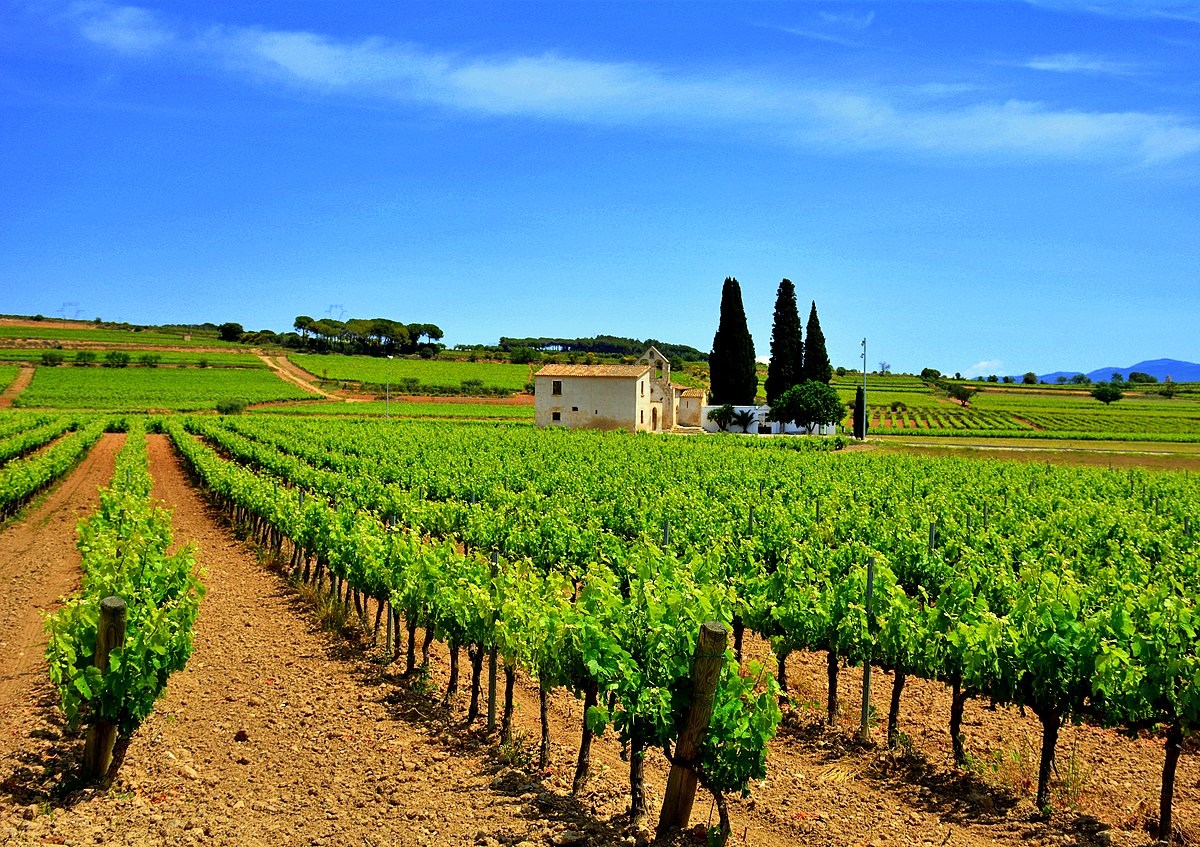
[0,436,1188,847]
[0,434,120,718]
[0,366,34,409]
[389,394,535,406]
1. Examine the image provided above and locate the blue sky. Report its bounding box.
[2,1,1198,375]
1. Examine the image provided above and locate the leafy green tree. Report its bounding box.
[707,404,735,432]
[1128,371,1157,384]
[1022,372,1037,384]
[104,351,130,368]
[765,278,803,405]
[709,277,757,404]
[801,301,832,384]
[1091,382,1123,405]
[935,379,980,407]
[217,322,244,342]
[919,368,941,382]
[1069,373,1091,385]
[769,380,844,434]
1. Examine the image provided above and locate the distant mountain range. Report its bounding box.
[1038,358,1200,383]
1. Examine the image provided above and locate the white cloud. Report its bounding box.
[1024,52,1140,76]
[965,360,1005,378]
[68,3,1200,165]
[819,10,876,30]
[71,2,173,53]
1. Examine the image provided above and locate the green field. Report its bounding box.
[0,325,238,347]
[833,380,1200,442]
[0,349,266,367]
[251,400,535,420]
[289,353,531,392]
[14,367,312,410]
[0,365,18,392]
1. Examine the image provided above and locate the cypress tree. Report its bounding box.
[854,385,867,439]
[709,277,757,405]
[765,278,803,405]
[803,300,832,384]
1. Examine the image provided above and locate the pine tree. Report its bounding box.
[709,277,758,405]
[765,278,803,405]
[802,300,832,384]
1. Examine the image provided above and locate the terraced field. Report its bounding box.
[13,367,312,411]
[289,353,531,392]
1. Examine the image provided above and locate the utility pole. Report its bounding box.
[860,337,868,439]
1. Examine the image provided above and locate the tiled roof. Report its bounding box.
[535,364,650,378]
[680,388,707,398]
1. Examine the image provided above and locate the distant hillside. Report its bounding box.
[1039,358,1200,383]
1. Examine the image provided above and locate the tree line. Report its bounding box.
[213,317,445,357]
[490,335,708,362]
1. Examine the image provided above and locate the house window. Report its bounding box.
[552,380,563,396]
[552,411,561,422]
[640,410,644,423]
[572,406,578,412]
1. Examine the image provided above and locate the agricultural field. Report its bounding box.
[0,365,18,392]
[149,415,1200,844]
[0,324,237,347]
[3,410,1200,847]
[289,353,532,393]
[13,367,312,410]
[0,348,266,367]
[840,380,1200,442]
[251,400,535,419]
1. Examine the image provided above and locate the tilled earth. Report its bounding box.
[0,435,1191,846]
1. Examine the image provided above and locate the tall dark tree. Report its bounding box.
[802,301,832,384]
[765,279,803,405]
[709,277,757,405]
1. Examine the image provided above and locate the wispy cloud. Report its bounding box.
[1025,1,1200,26]
[966,359,1005,377]
[71,2,173,53]
[774,8,875,47]
[69,4,1200,165]
[819,10,876,30]
[1024,52,1141,76]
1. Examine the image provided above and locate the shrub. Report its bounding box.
[104,351,130,368]
[509,347,543,365]
[215,400,246,415]
[197,357,209,368]
[75,351,96,365]
[41,351,65,366]
[139,353,161,367]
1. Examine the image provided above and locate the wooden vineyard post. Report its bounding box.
[656,621,727,837]
[487,551,499,733]
[858,557,875,744]
[83,596,127,779]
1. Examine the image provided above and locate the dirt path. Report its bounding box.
[0,365,34,408]
[0,436,1186,846]
[257,354,338,399]
[0,434,119,719]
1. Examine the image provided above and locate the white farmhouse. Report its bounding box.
[534,347,706,433]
